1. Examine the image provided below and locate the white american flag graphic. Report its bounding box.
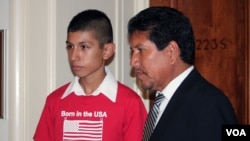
[63,119,103,141]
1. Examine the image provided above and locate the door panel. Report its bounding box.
[150,0,249,124]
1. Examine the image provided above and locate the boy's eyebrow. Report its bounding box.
[65,40,71,44]
[65,40,91,45]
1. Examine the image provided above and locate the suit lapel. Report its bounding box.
[149,69,200,140]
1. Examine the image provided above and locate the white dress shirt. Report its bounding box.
[61,67,118,103]
[155,65,194,125]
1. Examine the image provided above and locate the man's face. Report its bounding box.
[129,31,172,91]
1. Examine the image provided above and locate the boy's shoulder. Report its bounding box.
[117,82,140,98]
[117,82,135,92]
[46,83,70,100]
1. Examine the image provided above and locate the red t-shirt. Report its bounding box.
[33,82,147,141]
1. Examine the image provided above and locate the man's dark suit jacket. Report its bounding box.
[149,68,237,141]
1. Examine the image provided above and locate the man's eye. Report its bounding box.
[130,47,143,55]
[137,48,143,53]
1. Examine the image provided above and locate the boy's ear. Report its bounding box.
[103,43,115,60]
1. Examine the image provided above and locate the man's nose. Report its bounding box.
[130,52,139,67]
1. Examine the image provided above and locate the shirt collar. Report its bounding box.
[158,65,194,100]
[61,67,118,102]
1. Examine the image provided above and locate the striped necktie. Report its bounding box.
[143,93,165,141]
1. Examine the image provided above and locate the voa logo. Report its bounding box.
[226,129,246,136]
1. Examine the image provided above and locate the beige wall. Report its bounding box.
[0,0,9,141]
[2,0,149,141]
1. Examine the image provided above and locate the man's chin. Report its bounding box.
[140,82,153,91]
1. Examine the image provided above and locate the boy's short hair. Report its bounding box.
[67,9,113,47]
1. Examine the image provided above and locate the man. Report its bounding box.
[128,6,237,141]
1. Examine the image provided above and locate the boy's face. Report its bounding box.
[66,31,106,78]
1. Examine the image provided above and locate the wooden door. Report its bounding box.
[150,0,249,124]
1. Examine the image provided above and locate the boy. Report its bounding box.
[33,9,147,141]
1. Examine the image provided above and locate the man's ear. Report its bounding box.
[103,43,115,60]
[165,41,180,64]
